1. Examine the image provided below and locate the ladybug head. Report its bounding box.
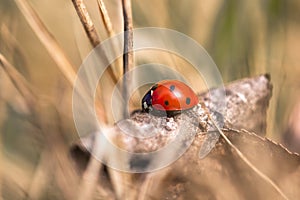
[141,90,152,112]
[142,84,158,112]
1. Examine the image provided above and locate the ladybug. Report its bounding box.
[142,80,199,116]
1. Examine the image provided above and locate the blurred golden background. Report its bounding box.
[0,0,300,199]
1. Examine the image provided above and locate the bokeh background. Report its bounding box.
[0,0,300,199]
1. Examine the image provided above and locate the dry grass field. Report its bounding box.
[0,0,300,199]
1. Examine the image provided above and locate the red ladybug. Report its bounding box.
[142,80,199,116]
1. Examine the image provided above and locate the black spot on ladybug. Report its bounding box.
[170,85,175,91]
[164,100,169,106]
[186,97,191,105]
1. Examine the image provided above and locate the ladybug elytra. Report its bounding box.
[142,80,199,116]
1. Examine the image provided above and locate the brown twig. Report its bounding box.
[96,0,114,36]
[71,0,100,46]
[72,0,120,124]
[71,0,119,189]
[210,118,290,200]
[70,2,113,198]
[71,1,118,198]
[71,0,118,84]
[14,0,77,85]
[96,0,123,81]
[14,0,110,123]
[121,0,133,119]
